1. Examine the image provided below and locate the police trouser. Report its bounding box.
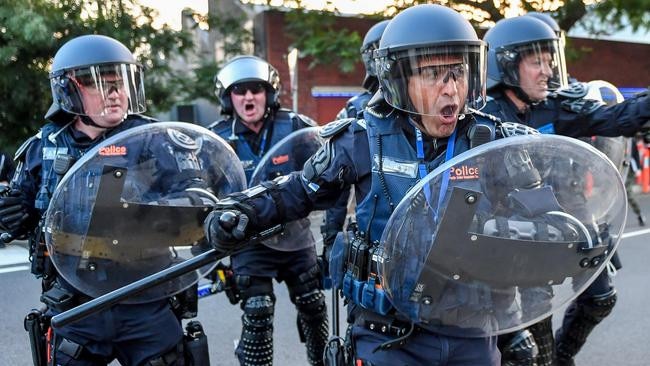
[349,320,500,366]
[46,299,184,366]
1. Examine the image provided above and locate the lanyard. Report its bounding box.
[415,126,456,220]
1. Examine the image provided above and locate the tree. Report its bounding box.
[0,0,194,152]
[246,0,649,72]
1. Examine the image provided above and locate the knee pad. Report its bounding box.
[242,294,275,330]
[583,289,617,322]
[500,329,539,366]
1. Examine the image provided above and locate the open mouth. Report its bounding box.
[441,104,458,119]
[245,103,255,112]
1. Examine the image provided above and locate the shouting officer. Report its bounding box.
[209,55,330,366]
[0,35,205,365]
[336,19,390,120]
[482,15,650,366]
[205,5,503,365]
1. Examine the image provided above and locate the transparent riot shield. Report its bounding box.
[379,134,626,336]
[249,127,324,251]
[44,122,246,303]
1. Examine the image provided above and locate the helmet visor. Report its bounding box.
[498,40,567,95]
[53,63,146,118]
[377,44,487,116]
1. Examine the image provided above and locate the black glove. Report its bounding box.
[204,203,257,252]
[0,187,30,233]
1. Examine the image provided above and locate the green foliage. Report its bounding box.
[285,8,362,73]
[0,0,193,152]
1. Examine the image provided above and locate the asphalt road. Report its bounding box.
[1,194,649,365]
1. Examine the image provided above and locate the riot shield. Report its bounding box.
[250,127,325,251]
[44,122,246,303]
[378,134,626,336]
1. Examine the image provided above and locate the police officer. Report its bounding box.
[336,19,390,120]
[482,15,650,366]
[0,35,201,365]
[205,5,505,365]
[209,55,330,366]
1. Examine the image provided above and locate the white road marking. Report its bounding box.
[621,227,650,239]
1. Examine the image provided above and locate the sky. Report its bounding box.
[139,0,649,44]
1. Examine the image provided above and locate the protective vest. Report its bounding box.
[340,110,478,317]
[35,118,148,214]
[212,109,315,252]
[211,109,298,184]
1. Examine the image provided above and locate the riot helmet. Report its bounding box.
[46,35,146,123]
[375,4,487,117]
[484,16,568,99]
[360,19,390,92]
[526,12,562,36]
[214,55,281,115]
[526,12,567,72]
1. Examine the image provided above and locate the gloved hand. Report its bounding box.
[0,186,31,233]
[204,202,257,252]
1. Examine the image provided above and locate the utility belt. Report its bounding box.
[331,229,392,316]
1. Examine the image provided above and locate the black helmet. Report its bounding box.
[214,55,281,115]
[46,35,146,122]
[375,4,487,116]
[360,19,390,91]
[484,16,568,95]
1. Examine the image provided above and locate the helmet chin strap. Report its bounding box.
[510,86,543,106]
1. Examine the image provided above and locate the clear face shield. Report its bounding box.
[501,40,568,93]
[376,44,487,116]
[51,63,146,119]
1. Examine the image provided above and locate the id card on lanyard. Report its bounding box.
[415,127,456,221]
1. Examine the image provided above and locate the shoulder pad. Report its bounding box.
[319,118,354,138]
[14,132,41,161]
[551,82,588,100]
